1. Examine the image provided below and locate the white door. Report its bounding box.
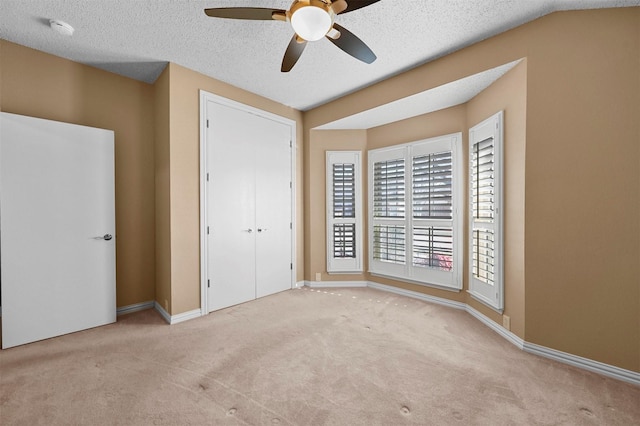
[207,102,258,311]
[0,112,116,349]
[254,116,292,298]
[206,100,292,312]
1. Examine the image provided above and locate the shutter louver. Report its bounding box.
[374,159,405,218]
[473,229,495,285]
[333,163,355,219]
[333,224,356,258]
[412,152,453,219]
[373,225,405,264]
[472,137,494,221]
[413,226,453,271]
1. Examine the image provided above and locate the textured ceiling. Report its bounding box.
[1,1,638,111]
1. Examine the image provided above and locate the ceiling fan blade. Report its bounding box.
[326,23,376,64]
[281,35,307,72]
[338,0,381,14]
[204,7,286,20]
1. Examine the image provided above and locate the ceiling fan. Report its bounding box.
[204,0,380,72]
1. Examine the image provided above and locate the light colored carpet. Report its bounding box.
[0,287,638,425]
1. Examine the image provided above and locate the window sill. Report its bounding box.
[369,272,462,293]
[327,270,363,275]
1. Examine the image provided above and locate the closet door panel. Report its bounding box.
[255,118,292,298]
[207,103,257,312]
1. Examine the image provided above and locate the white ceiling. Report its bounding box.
[1,1,638,111]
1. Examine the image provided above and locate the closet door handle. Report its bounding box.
[93,234,113,241]
[245,228,253,233]
[257,228,267,233]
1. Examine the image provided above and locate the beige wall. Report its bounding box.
[0,40,157,309]
[162,63,304,315]
[303,8,639,371]
[523,9,639,371]
[154,66,172,313]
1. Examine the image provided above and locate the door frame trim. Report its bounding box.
[199,90,297,314]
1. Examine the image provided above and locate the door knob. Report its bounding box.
[245,228,253,233]
[103,234,113,240]
[258,228,268,233]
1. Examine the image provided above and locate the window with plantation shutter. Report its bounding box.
[469,112,503,311]
[326,151,362,273]
[369,134,462,290]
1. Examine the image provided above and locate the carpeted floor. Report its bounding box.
[0,287,638,425]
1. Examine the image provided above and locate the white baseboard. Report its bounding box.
[466,305,524,350]
[170,308,202,324]
[153,302,203,325]
[116,301,155,316]
[305,279,639,386]
[368,281,467,311]
[154,302,172,324]
[523,342,639,386]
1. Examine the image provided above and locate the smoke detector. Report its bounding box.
[49,19,74,36]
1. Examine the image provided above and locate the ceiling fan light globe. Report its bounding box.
[291,6,333,41]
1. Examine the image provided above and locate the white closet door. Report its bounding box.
[255,117,292,298]
[206,100,292,312]
[0,112,116,349]
[207,103,257,312]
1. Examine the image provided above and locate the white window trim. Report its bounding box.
[368,133,463,291]
[326,151,363,273]
[468,111,504,311]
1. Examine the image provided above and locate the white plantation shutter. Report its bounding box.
[469,112,503,310]
[369,134,462,290]
[412,151,453,220]
[471,138,496,285]
[373,158,405,219]
[372,157,406,267]
[412,226,453,270]
[327,151,362,273]
[373,224,406,264]
[333,163,355,219]
[411,151,454,272]
[333,223,356,258]
[369,147,406,278]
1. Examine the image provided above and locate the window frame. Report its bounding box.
[368,134,463,290]
[468,111,504,311]
[326,151,363,273]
